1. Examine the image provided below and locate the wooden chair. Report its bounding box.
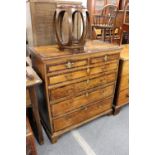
[112,1,129,45]
[91,4,118,42]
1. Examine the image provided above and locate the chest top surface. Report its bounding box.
[30,40,122,61]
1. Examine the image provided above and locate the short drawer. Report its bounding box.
[47,59,88,73]
[48,61,118,85]
[117,89,129,106]
[89,61,118,76]
[53,97,113,131]
[51,84,115,117]
[90,53,120,64]
[119,74,129,91]
[49,72,116,101]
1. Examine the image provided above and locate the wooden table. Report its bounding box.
[26,66,44,144]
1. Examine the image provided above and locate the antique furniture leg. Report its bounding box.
[26,117,38,155]
[29,86,44,144]
[113,106,121,115]
[104,28,106,41]
[51,136,58,144]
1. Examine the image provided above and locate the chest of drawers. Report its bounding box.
[113,44,129,114]
[30,40,122,143]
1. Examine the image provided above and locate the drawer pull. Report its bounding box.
[104,55,108,61]
[66,61,74,69]
[98,104,103,108]
[87,67,90,73]
[81,106,87,111]
[85,92,89,97]
[126,94,129,97]
[86,79,90,84]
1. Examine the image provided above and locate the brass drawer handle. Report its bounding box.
[86,79,90,84]
[66,61,74,69]
[81,106,88,111]
[98,104,103,108]
[104,55,108,61]
[84,107,88,110]
[87,67,90,73]
[85,92,89,97]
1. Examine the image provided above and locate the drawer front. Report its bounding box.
[51,84,115,117]
[121,60,129,76]
[119,74,129,91]
[53,97,113,131]
[48,69,88,85]
[48,61,118,85]
[47,59,88,73]
[117,89,129,106]
[90,53,120,64]
[49,72,116,101]
[89,62,118,75]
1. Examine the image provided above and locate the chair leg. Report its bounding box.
[109,29,112,43]
[119,29,123,45]
[101,29,104,41]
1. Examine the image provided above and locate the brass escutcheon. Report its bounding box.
[104,55,108,61]
[85,92,89,97]
[86,79,90,84]
[66,61,74,69]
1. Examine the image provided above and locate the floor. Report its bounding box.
[36,105,129,155]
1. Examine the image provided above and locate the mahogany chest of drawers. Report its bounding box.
[30,40,122,143]
[113,44,129,114]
